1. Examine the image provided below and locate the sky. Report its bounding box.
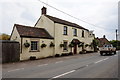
[0,0,119,40]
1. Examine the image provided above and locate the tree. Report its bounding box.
[110,40,120,50]
[0,33,10,40]
[91,39,99,52]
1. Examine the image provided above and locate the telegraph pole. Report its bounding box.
[116,29,118,49]
[116,29,117,41]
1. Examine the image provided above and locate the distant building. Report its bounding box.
[96,35,110,47]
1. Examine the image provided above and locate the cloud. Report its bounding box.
[0,0,119,40]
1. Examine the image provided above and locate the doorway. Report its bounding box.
[74,44,77,54]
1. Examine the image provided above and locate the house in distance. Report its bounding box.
[10,7,95,61]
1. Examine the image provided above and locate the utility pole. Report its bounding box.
[116,29,118,49]
[116,29,118,41]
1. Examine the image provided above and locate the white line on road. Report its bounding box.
[94,57,110,64]
[8,68,24,72]
[52,70,76,78]
[94,59,104,64]
[55,61,63,64]
[38,64,48,67]
[114,55,117,56]
[103,58,109,60]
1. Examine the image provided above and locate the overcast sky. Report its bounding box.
[0,0,119,40]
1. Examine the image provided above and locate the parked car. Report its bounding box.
[99,44,116,56]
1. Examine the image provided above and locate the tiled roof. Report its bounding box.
[45,15,89,31]
[96,38,110,47]
[15,24,53,39]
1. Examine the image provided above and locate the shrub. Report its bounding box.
[55,54,60,57]
[41,43,47,48]
[69,52,73,55]
[30,56,36,60]
[117,46,120,50]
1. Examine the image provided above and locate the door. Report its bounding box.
[74,44,77,54]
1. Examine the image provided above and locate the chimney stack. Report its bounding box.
[103,35,105,38]
[41,6,47,15]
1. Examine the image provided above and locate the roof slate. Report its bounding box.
[15,24,53,39]
[45,15,89,31]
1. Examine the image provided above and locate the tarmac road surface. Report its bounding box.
[2,51,119,79]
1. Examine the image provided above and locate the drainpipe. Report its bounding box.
[21,37,23,53]
[53,22,55,57]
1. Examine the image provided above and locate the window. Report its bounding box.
[31,41,38,51]
[63,41,68,51]
[63,26,67,35]
[73,29,77,36]
[82,30,84,37]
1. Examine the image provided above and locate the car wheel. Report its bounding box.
[100,52,103,56]
[114,51,116,54]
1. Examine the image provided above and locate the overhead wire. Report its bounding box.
[37,0,117,32]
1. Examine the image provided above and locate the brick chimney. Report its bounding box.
[103,35,106,38]
[41,6,47,15]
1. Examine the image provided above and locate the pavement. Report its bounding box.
[2,51,119,79]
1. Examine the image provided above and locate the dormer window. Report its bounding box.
[63,26,67,35]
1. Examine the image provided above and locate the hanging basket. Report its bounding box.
[69,43,74,47]
[24,42,30,47]
[41,43,47,48]
[50,42,55,47]
[85,44,89,47]
[60,44,64,47]
[78,44,83,47]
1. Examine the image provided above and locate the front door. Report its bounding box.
[74,44,77,54]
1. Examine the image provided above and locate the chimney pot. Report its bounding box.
[41,6,47,15]
[103,35,105,38]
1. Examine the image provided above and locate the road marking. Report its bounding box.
[8,68,24,72]
[55,61,63,64]
[114,55,117,56]
[38,64,48,67]
[95,57,110,64]
[94,59,104,64]
[103,58,109,60]
[52,70,76,78]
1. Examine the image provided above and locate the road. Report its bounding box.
[2,51,119,79]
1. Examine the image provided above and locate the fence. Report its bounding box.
[0,40,20,63]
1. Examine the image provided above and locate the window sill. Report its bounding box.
[63,50,68,52]
[63,34,68,36]
[73,35,77,37]
[29,50,40,52]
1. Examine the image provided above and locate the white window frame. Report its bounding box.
[30,41,39,51]
[63,26,68,35]
[73,28,77,36]
[63,41,68,51]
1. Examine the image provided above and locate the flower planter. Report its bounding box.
[24,42,30,47]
